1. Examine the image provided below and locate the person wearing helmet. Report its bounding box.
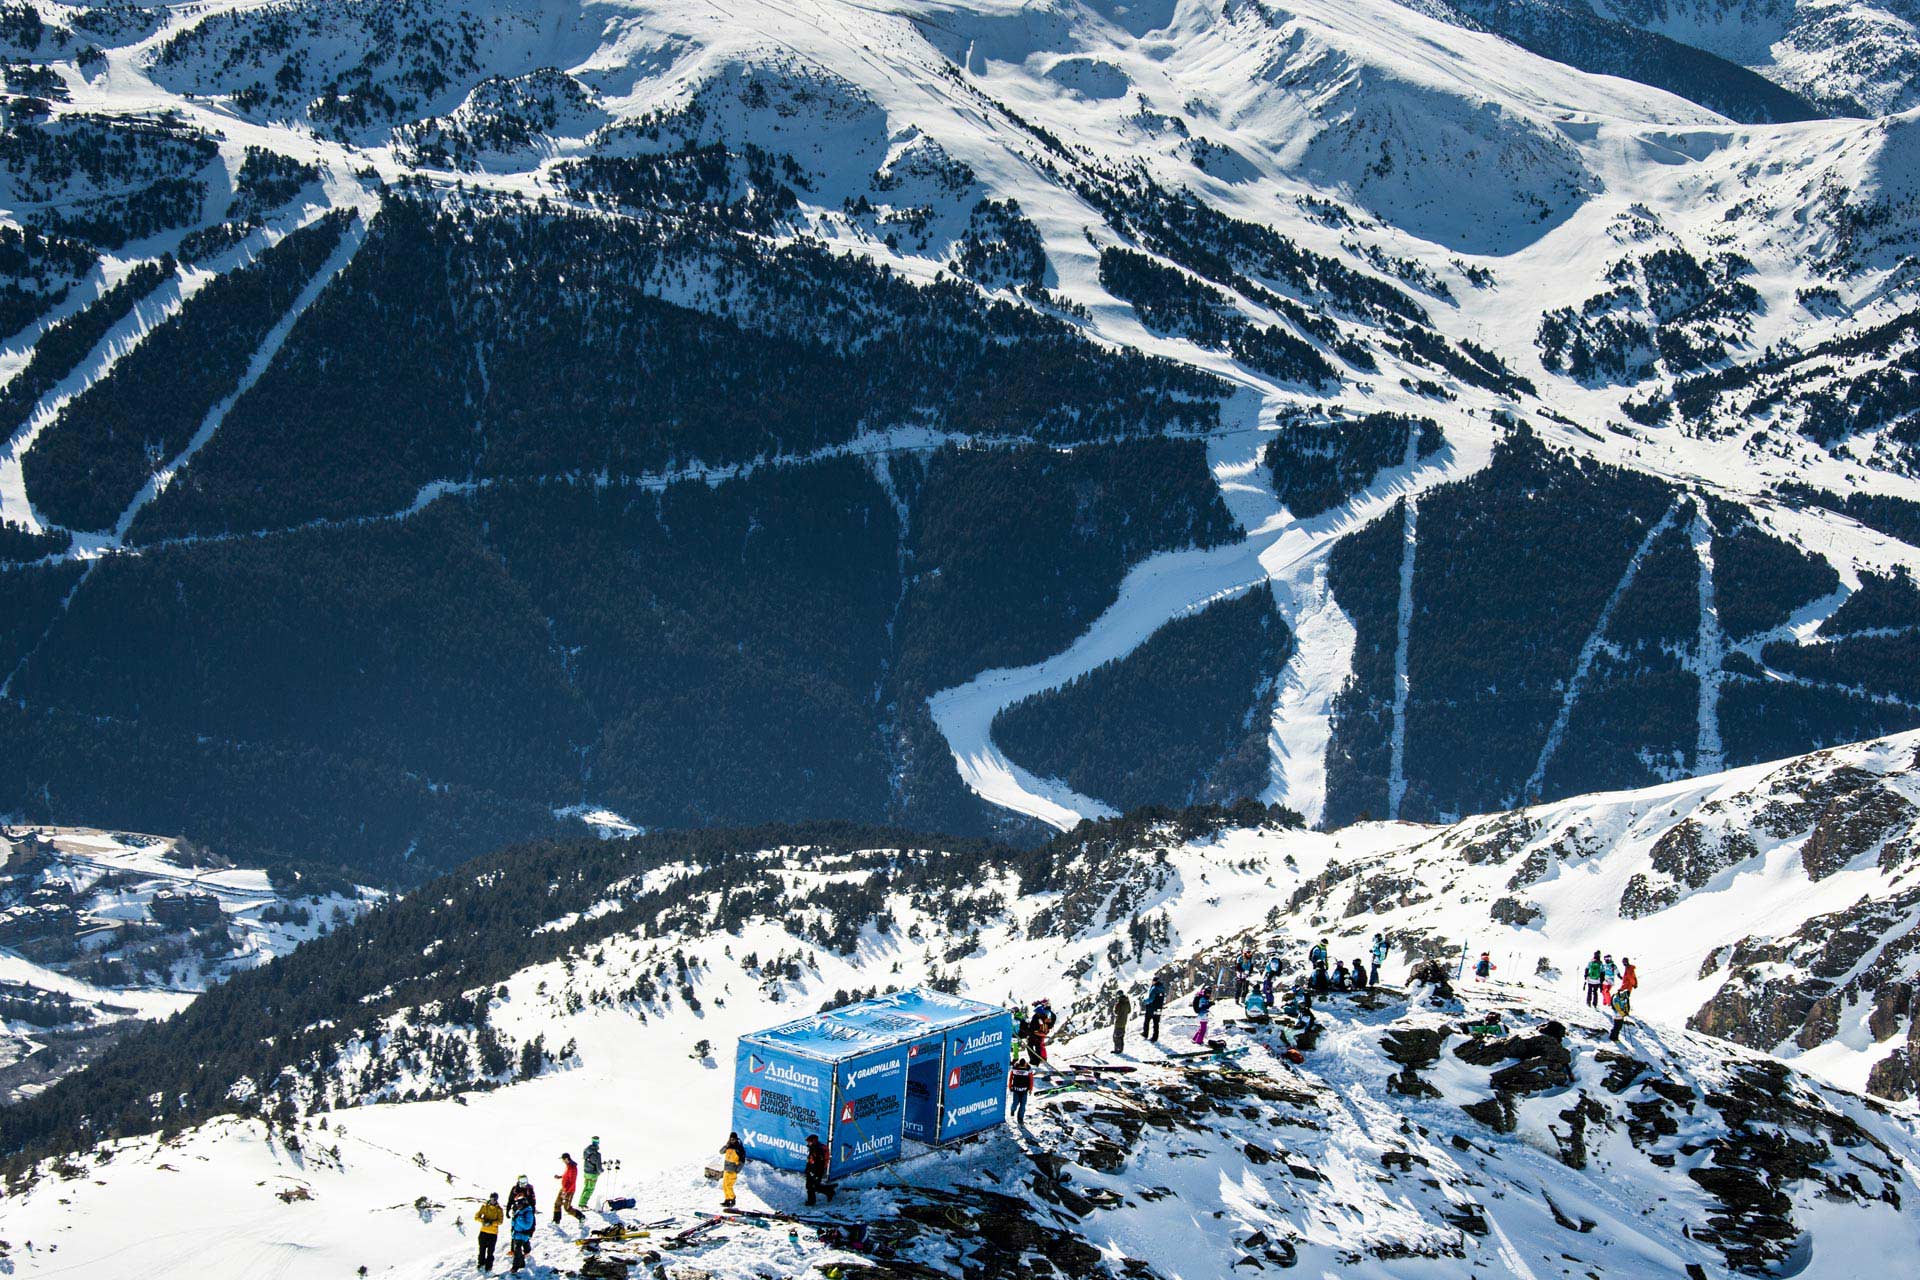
[1308,939,1330,993]
[579,1136,603,1211]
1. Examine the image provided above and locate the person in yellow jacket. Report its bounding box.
[720,1131,746,1208]
[474,1191,504,1271]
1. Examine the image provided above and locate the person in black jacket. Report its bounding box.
[804,1134,836,1206]
[1008,1053,1035,1126]
[1141,977,1165,1042]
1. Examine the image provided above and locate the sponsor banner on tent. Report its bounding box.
[940,1012,1014,1142]
[829,1044,910,1176]
[902,1036,944,1141]
[730,1042,828,1172]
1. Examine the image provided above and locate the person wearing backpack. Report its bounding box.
[1141,977,1165,1043]
[1191,986,1214,1044]
[1370,933,1388,987]
[1600,956,1619,1006]
[1308,940,1330,993]
[1608,987,1633,1041]
[1583,951,1604,1007]
[1008,1051,1035,1126]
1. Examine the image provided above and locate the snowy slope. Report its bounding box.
[1,781,1917,1277]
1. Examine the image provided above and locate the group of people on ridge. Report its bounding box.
[470,1138,604,1272]
[1583,951,1639,1040]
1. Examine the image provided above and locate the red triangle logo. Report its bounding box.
[840,1099,856,1123]
[740,1086,762,1110]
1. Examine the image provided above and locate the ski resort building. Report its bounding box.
[731,988,1013,1177]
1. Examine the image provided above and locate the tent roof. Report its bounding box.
[740,987,1005,1062]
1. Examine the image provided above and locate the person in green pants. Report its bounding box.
[578,1136,603,1211]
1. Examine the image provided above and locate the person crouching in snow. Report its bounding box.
[1191,985,1214,1044]
[474,1192,503,1271]
[1474,952,1495,981]
[720,1131,746,1208]
[553,1153,584,1224]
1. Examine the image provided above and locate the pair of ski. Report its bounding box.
[575,1217,678,1248]
[1166,1044,1253,1062]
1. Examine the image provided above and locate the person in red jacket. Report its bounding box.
[553,1153,584,1224]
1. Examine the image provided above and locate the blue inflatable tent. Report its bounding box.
[731,988,1013,1178]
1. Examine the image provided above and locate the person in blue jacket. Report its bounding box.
[1370,933,1389,987]
[509,1199,537,1272]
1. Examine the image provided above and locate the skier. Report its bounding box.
[1027,998,1057,1065]
[1370,933,1388,987]
[1607,987,1632,1041]
[506,1174,536,1214]
[1309,939,1330,993]
[1620,957,1638,996]
[1008,1051,1035,1126]
[1191,985,1214,1044]
[1112,988,1131,1054]
[508,1197,536,1272]
[1474,952,1494,981]
[553,1153,584,1224]
[579,1136,603,1211]
[1234,950,1254,1001]
[720,1131,746,1209]
[1583,951,1604,1007]
[1141,976,1165,1043]
[1332,960,1350,992]
[1600,955,1619,1006]
[804,1134,836,1206]
[474,1192,503,1271]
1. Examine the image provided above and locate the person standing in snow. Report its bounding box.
[579,1136,603,1212]
[1112,988,1132,1053]
[1234,950,1254,1001]
[1008,1052,1035,1126]
[1620,957,1638,997]
[506,1174,536,1214]
[720,1131,746,1208]
[804,1134,836,1206]
[1260,969,1275,1004]
[1607,987,1633,1041]
[1309,939,1330,993]
[553,1153,584,1225]
[1583,951,1604,1007]
[1141,977,1165,1043]
[1190,986,1214,1044]
[1370,933,1388,987]
[1600,955,1619,1006]
[508,1198,537,1272]
[474,1192,503,1271]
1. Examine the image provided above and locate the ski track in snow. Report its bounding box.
[1386,490,1419,821]
[1522,501,1683,801]
[1689,501,1727,773]
[931,427,1488,830]
[1266,558,1356,825]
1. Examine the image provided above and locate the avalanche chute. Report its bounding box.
[731,988,1013,1177]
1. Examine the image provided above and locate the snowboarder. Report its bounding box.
[1112,988,1131,1053]
[579,1136,603,1211]
[1191,986,1214,1044]
[1583,951,1604,1007]
[474,1192,503,1271]
[1141,977,1165,1043]
[1474,952,1494,981]
[1600,955,1618,1005]
[1309,940,1330,993]
[1370,933,1388,987]
[1332,960,1350,991]
[1008,1053,1035,1125]
[508,1198,536,1272]
[506,1174,536,1214]
[720,1131,746,1208]
[1608,987,1632,1041]
[553,1153,584,1224]
[804,1134,836,1206]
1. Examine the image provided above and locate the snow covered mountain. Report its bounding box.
[0,823,372,1103]
[0,0,1917,877]
[3,747,1919,1278]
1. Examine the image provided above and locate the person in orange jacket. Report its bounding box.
[1620,958,1638,994]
